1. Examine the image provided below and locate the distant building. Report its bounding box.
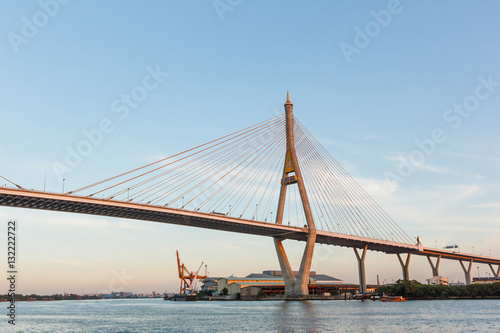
[214,270,344,296]
[219,277,283,296]
[426,276,449,286]
[449,281,465,286]
[240,286,262,299]
[473,277,500,284]
[201,277,221,292]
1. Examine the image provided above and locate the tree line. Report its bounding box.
[377,280,500,299]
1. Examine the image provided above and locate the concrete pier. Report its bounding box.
[397,253,411,281]
[460,260,473,285]
[427,255,441,277]
[354,245,368,294]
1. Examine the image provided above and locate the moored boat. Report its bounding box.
[165,294,197,301]
[380,295,406,302]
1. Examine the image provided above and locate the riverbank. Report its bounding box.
[377,280,500,300]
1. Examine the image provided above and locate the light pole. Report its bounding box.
[127,188,130,200]
[472,247,474,254]
[477,266,480,278]
[62,179,65,193]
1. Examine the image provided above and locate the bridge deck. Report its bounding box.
[1,188,499,265]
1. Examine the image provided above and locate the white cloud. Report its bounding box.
[470,202,500,209]
[354,176,399,197]
[443,151,500,164]
[349,133,382,141]
[383,154,448,174]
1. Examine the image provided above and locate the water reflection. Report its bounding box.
[275,300,319,332]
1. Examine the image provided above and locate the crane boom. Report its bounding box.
[174,251,207,295]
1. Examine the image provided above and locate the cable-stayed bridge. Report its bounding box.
[1,93,499,295]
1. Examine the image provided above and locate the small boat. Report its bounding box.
[165,294,197,302]
[380,295,406,302]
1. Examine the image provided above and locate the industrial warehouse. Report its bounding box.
[200,270,377,300]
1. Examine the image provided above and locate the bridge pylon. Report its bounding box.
[427,255,441,277]
[460,259,473,285]
[397,253,411,281]
[273,92,317,296]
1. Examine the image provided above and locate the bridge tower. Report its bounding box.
[273,92,317,296]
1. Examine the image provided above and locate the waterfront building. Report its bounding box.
[472,277,500,284]
[426,276,449,286]
[201,277,221,292]
[213,270,344,296]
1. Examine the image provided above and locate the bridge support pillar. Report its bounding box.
[273,232,316,296]
[460,260,473,285]
[294,232,316,295]
[397,253,411,281]
[272,92,317,297]
[274,239,297,295]
[354,245,368,294]
[427,255,441,277]
[489,264,500,279]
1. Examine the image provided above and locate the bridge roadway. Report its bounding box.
[1,187,499,265]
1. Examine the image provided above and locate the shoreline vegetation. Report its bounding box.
[376,280,500,300]
[208,280,500,301]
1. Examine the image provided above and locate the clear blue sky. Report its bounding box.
[1,1,499,294]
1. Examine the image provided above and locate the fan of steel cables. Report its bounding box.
[69,113,414,245]
[293,118,413,244]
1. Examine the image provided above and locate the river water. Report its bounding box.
[5,298,500,332]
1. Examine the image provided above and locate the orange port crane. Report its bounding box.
[176,250,207,295]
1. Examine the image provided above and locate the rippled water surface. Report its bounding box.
[6,298,500,332]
